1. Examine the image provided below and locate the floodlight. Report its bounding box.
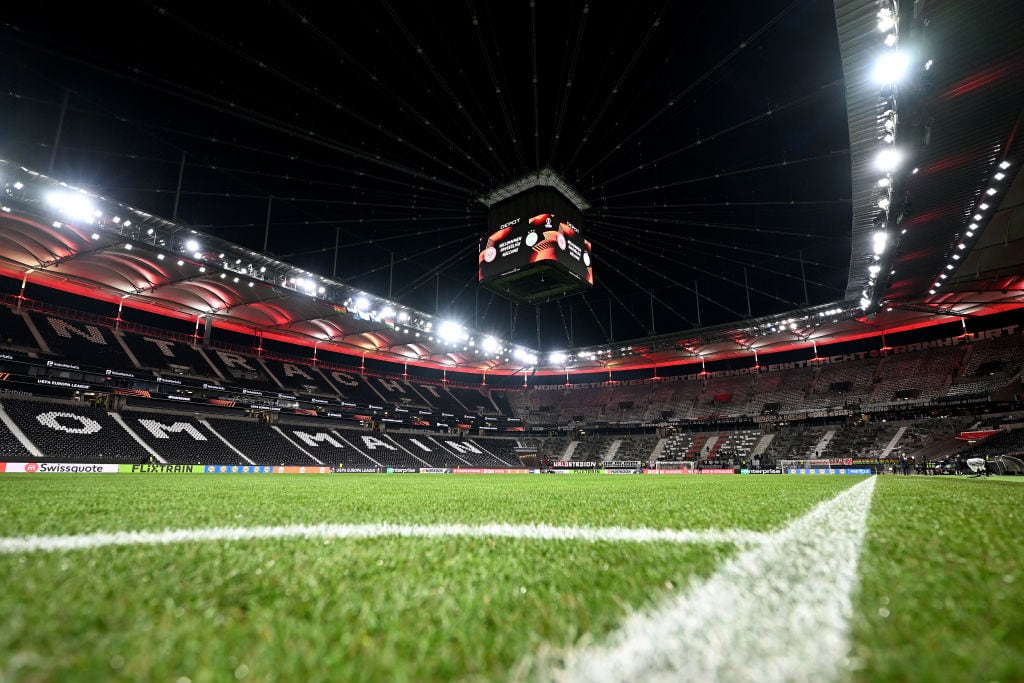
[513,348,537,365]
[872,230,888,254]
[438,321,462,343]
[185,239,199,252]
[873,51,910,84]
[875,148,901,172]
[47,191,96,222]
[877,9,895,32]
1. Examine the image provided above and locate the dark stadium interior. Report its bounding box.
[2,1,1024,378]
[1,1,1024,474]
[0,0,860,349]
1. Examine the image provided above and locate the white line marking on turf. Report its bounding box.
[0,522,770,555]
[534,475,878,683]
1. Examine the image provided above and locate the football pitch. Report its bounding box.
[0,473,1021,682]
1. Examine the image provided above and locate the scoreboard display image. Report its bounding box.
[478,187,593,304]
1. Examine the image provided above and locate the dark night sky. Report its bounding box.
[0,0,852,350]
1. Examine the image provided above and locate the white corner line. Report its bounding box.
[532,475,878,683]
[0,522,771,555]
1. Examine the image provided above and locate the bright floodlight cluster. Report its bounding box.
[928,159,1011,296]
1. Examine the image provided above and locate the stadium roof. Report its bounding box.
[1,0,1022,375]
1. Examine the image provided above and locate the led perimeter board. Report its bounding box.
[478,187,593,304]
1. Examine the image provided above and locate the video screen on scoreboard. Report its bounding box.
[478,213,593,284]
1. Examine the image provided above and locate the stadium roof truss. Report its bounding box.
[1,0,1022,376]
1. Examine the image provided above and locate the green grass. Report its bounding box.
[0,474,1020,682]
[850,476,1024,683]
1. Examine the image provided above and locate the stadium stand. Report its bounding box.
[872,345,967,404]
[259,356,338,397]
[361,376,426,409]
[955,427,1024,460]
[447,385,500,415]
[761,424,832,463]
[1,397,152,462]
[641,379,704,422]
[200,347,279,391]
[203,417,317,465]
[946,334,1024,398]
[695,373,757,418]
[333,427,430,469]
[317,369,390,407]
[0,403,33,459]
[121,409,246,465]
[408,382,469,416]
[501,390,532,421]
[467,436,521,467]
[0,307,41,349]
[607,434,659,465]
[444,436,519,467]
[27,311,137,371]
[809,356,880,406]
[823,421,904,460]
[488,390,516,417]
[275,420,383,469]
[714,429,763,464]
[3,284,1024,472]
[657,431,697,463]
[119,329,218,379]
[749,368,814,415]
[565,435,615,462]
[563,385,614,424]
[386,431,512,468]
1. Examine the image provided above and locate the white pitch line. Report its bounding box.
[0,522,771,555]
[533,475,878,683]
